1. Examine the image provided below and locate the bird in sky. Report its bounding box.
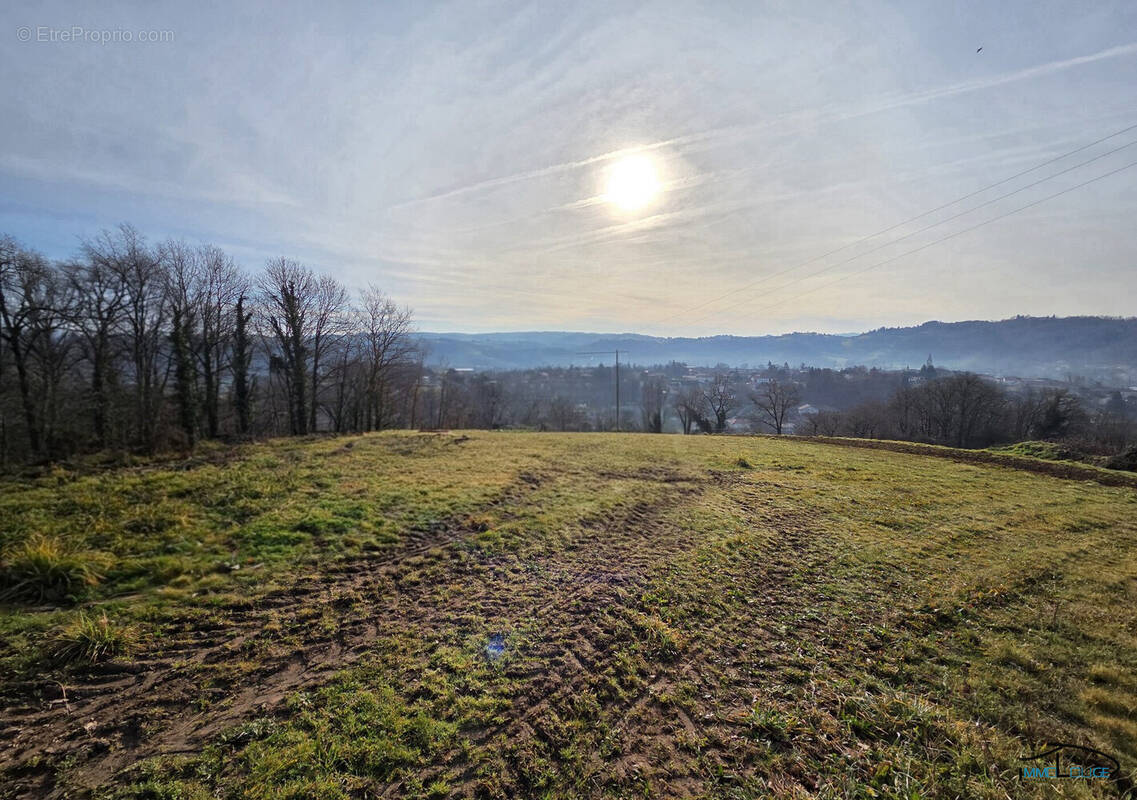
[977,46,983,52]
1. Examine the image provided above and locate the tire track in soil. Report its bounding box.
[0,470,552,800]
[4,466,861,799]
[398,487,719,796]
[528,487,888,797]
[370,474,852,798]
[595,509,838,794]
[536,494,838,795]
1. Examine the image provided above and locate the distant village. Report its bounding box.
[415,359,1136,454]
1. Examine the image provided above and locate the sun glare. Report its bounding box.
[605,154,661,212]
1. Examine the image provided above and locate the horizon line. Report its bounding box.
[415,313,1137,339]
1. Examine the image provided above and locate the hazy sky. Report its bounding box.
[2,1,1135,335]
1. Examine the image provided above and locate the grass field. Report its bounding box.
[1,431,1135,799]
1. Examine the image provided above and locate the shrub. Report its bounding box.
[991,440,1083,461]
[46,612,138,665]
[0,535,104,604]
[1105,446,1137,472]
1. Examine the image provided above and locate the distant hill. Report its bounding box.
[416,316,1137,383]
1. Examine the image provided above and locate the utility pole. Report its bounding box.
[577,350,624,431]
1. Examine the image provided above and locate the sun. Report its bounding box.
[605,154,661,212]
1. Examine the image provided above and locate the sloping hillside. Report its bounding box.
[1,432,1134,798]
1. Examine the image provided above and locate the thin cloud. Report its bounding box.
[380,41,1137,217]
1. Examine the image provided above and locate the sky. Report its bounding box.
[2,0,1135,336]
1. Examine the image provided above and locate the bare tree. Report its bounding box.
[307,275,350,432]
[801,409,842,436]
[641,378,665,433]
[72,236,130,449]
[0,226,436,463]
[195,245,247,438]
[888,373,1006,447]
[471,373,505,429]
[324,333,360,433]
[702,373,736,433]
[1093,391,1133,451]
[674,384,704,435]
[845,399,889,438]
[258,258,316,435]
[161,240,202,446]
[232,294,254,436]
[359,286,416,431]
[112,226,169,451]
[888,384,920,439]
[548,395,580,431]
[939,373,1005,448]
[0,240,74,456]
[407,348,427,430]
[750,378,799,434]
[27,266,77,456]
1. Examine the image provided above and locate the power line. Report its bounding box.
[714,158,1137,323]
[667,121,1137,326]
[680,137,1137,328]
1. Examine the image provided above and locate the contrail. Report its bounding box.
[384,134,709,211]
[384,41,1137,212]
[861,41,1137,115]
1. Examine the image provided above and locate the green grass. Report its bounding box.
[0,533,107,603]
[989,440,1087,462]
[0,431,1134,799]
[46,611,139,665]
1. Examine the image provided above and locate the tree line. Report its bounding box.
[5,227,1132,467]
[0,225,420,466]
[798,371,1132,452]
[411,362,1134,461]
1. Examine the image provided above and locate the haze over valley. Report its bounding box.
[418,315,1137,382]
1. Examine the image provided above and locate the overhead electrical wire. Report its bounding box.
[666,121,1137,327]
[706,157,1137,324]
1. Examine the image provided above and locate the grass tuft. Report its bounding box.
[986,640,1039,672]
[46,611,139,665]
[0,535,105,604]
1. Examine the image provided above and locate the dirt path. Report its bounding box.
[797,436,1137,488]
